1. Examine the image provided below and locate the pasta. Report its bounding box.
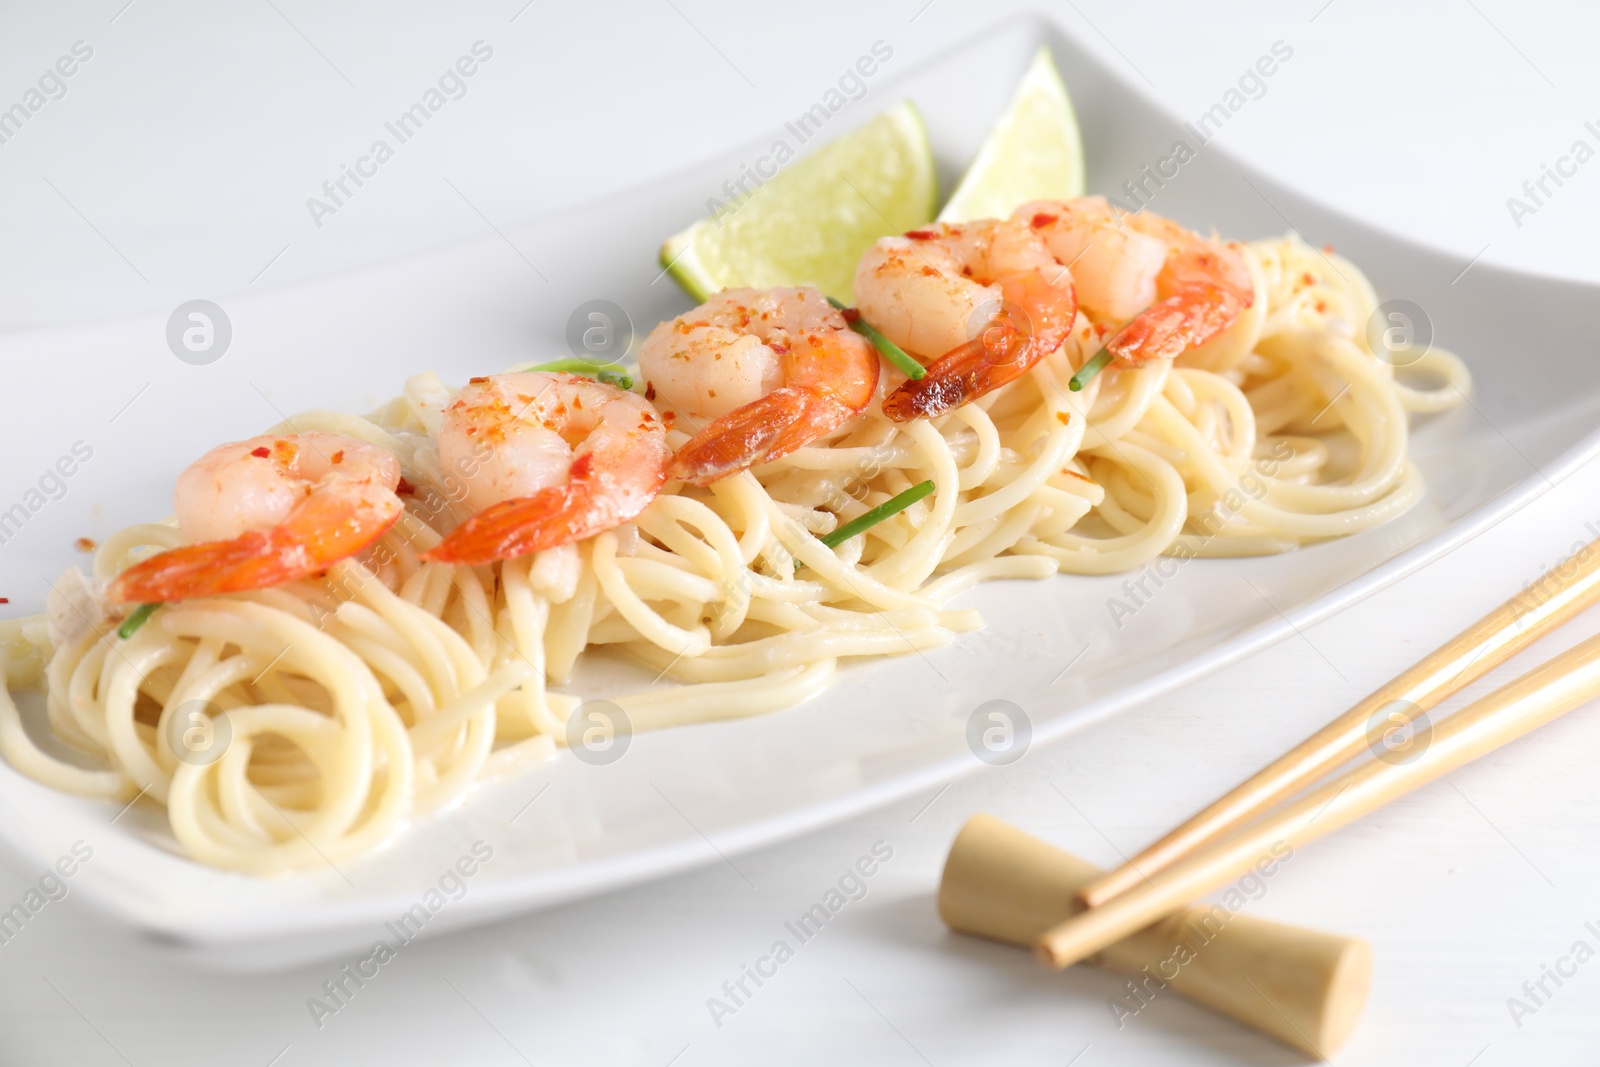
[0,233,1469,874]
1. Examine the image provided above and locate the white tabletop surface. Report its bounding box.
[2,1,1598,1064]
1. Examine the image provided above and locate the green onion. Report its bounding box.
[117,603,160,639]
[797,480,936,571]
[827,296,926,381]
[823,479,935,546]
[1068,348,1113,392]
[528,358,633,390]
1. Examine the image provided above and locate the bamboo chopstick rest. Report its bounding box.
[940,814,1371,1058]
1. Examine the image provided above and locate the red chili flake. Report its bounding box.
[250,446,271,458]
[1030,213,1058,229]
[1323,244,1335,254]
[1054,411,1071,426]
[1301,272,1315,286]
[1315,301,1327,313]
[840,307,861,324]
[644,381,657,401]
[903,229,938,240]
[919,266,941,278]
[396,477,416,495]
[75,537,97,552]
[466,427,478,435]
[330,449,345,464]
[0,597,9,604]
[469,376,490,384]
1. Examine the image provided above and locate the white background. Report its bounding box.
[1,1,1598,1064]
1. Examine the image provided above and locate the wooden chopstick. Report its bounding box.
[1037,619,1600,969]
[1077,537,1600,909]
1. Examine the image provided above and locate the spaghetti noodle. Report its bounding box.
[0,233,1469,874]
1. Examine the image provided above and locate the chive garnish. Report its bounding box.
[117,603,160,639]
[796,479,936,572]
[824,479,935,547]
[529,358,633,390]
[826,296,926,381]
[1068,348,1113,392]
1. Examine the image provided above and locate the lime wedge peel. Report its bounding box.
[938,47,1085,223]
[659,100,937,304]
[657,49,1086,303]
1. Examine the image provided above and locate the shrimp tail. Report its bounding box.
[1106,283,1250,365]
[882,327,1033,422]
[424,453,665,566]
[667,387,854,486]
[109,482,402,603]
[883,269,1077,422]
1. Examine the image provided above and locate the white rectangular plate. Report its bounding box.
[2,14,1598,971]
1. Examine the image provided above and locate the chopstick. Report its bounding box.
[1076,537,1600,909]
[1036,619,1600,968]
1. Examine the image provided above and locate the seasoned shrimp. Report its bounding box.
[423,372,668,565]
[1017,197,1254,365]
[109,433,403,604]
[639,286,879,485]
[853,219,1079,421]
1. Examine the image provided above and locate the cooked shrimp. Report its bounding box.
[109,433,402,603]
[853,219,1079,421]
[1017,197,1254,365]
[639,286,879,485]
[423,372,668,565]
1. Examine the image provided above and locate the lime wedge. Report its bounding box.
[660,100,936,304]
[938,48,1085,222]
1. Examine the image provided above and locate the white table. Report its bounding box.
[1,2,1597,1063]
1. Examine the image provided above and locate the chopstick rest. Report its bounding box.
[940,814,1371,1058]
